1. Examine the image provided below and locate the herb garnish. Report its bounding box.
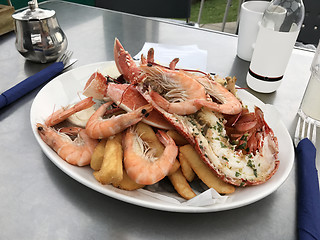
[220,142,227,148]
[247,159,258,177]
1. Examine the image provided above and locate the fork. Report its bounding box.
[294,110,317,147]
[56,50,74,68]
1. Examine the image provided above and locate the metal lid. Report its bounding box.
[12,1,55,21]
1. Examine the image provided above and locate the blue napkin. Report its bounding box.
[0,62,64,109]
[296,138,320,240]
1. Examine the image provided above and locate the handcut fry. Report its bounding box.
[167,158,180,176]
[93,133,123,185]
[90,139,107,170]
[179,144,235,194]
[113,169,145,191]
[168,168,196,200]
[136,122,164,157]
[179,152,195,182]
[166,130,188,146]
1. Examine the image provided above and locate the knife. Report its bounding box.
[0,58,77,110]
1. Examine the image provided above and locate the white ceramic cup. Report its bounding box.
[237,1,270,61]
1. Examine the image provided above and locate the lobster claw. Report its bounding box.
[83,71,108,100]
[114,38,141,83]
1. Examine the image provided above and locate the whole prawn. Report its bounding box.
[123,127,178,185]
[139,65,207,115]
[85,101,153,139]
[194,75,242,115]
[37,124,98,166]
[45,97,95,127]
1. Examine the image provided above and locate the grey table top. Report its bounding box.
[0,1,316,239]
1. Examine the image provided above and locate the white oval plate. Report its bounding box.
[30,61,294,213]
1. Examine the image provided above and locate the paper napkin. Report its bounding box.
[134,42,208,72]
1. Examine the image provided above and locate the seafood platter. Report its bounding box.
[30,39,294,212]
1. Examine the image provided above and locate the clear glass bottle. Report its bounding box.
[299,40,320,122]
[246,0,305,93]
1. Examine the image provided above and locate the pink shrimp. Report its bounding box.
[123,128,178,185]
[194,76,242,115]
[85,101,153,139]
[36,123,98,166]
[45,97,95,127]
[139,65,207,115]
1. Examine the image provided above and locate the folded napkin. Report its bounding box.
[0,62,64,109]
[138,186,229,207]
[296,138,320,240]
[134,42,208,72]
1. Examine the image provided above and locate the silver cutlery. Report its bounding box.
[294,110,317,147]
[57,50,74,67]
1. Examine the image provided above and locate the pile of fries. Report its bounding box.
[90,122,235,200]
